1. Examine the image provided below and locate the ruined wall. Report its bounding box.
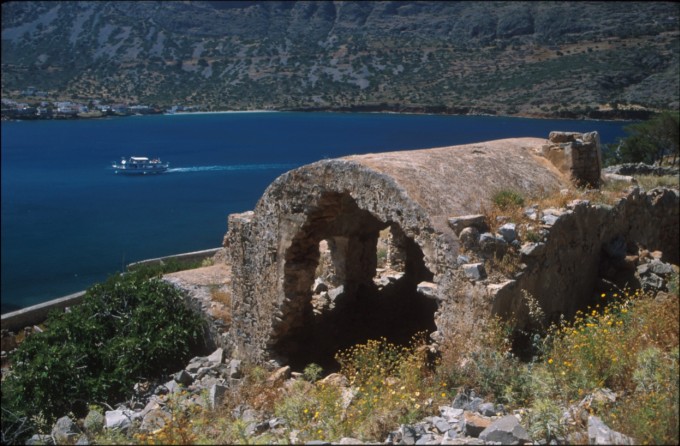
[488,188,679,329]
[224,133,679,367]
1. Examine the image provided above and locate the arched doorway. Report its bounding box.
[272,192,438,371]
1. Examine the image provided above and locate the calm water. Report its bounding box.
[1,112,630,313]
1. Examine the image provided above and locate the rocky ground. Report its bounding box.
[34,346,637,445]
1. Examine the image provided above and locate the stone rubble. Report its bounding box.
[37,345,649,446]
[603,163,679,177]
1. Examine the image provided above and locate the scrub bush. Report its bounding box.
[491,189,525,209]
[1,270,207,442]
[530,287,679,444]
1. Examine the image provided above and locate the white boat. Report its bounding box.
[112,156,169,175]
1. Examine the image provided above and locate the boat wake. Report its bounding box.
[166,163,297,173]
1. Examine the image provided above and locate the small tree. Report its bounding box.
[605,111,680,166]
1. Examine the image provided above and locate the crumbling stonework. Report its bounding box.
[541,131,602,187]
[487,188,679,331]
[223,133,679,368]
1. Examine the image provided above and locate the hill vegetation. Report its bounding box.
[2,1,679,118]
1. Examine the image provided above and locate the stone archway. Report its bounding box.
[272,192,437,371]
[226,139,573,366]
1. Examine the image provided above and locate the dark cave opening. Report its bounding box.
[273,192,438,373]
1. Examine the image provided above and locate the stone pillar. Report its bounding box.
[542,131,602,187]
[386,224,408,272]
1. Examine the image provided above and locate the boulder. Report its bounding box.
[431,416,451,434]
[227,358,243,379]
[268,417,287,430]
[174,369,194,385]
[398,424,420,445]
[83,409,105,435]
[478,402,497,417]
[312,277,328,293]
[478,415,531,444]
[185,358,206,373]
[452,391,475,409]
[648,260,674,276]
[140,409,171,432]
[105,409,134,431]
[462,263,486,281]
[208,383,229,409]
[319,372,349,387]
[448,214,488,235]
[206,347,225,365]
[479,232,508,257]
[267,365,291,385]
[498,223,517,243]
[541,213,560,226]
[641,273,665,291]
[459,226,481,250]
[520,242,545,258]
[416,281,439,300]
[51,416,81,444]
[26,435,55,445]
[464,397,484,413]
[462,411,492,437]
[440,406,464,423]
[587,415,635,445]
[327,286,345,303]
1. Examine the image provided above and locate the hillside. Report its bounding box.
[1,1,679,118]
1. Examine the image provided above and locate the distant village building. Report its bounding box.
[129,105,153,114]
[111,104,130,115]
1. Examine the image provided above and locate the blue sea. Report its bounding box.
[1,112,631,313]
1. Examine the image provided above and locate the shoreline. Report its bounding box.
[2,105,657,123]
[1,247,222,329]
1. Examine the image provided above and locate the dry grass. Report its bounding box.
[209,286,232,325]
[636,174,680,191]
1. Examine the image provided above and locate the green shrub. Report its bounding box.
[492,189,525,210]
[303,363,324,383]
[1,270,207,442]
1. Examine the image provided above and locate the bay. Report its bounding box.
[1,112,630,313]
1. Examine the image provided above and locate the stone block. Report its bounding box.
[51,416,81,444]
[479,415,531,444]
[207,347,224,365]
[105,409,134,431]
[462,263,486,281]
[588,415,635,445]
[416,281,439,300]
[448,214,488,235]
[459,226,480,249]
[498,223,517,242]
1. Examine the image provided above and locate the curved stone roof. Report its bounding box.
[342,137,569,234]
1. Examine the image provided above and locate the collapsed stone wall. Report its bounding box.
[224,133,679,368]
[449,188,679,339]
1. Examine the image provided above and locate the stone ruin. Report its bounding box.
[222,132,679,369]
